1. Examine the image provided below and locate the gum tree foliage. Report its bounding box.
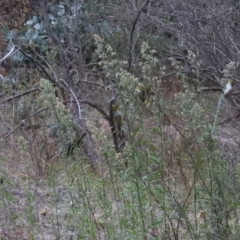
[4,1,119,66]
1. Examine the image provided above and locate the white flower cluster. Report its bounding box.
[168,57,182,70]
[187,50,197,65]
[40,78,75,142]
[94,35,139,93]
[139,42,158,79]
[17,135,30,157]
[222,61,236,79]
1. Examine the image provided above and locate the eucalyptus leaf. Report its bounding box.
[32,16,39,23]
[48,13,55,20]
[58,8,65,16]
[26,20,33,26]
[34,23,42,30]
[5,29,18,42]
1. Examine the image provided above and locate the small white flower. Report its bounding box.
[223,79,233,96]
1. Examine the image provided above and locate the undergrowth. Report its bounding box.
[0,38,239,240]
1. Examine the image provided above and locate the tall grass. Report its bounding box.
[0,40,239,240]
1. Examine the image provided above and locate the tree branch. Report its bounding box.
[109,92,119,151]
[18,48,56,85]
[0,107,47,141]
[1,87,39,104]
[127,0,150,72]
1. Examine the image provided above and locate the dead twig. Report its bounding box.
[80,100,109,121]
[109,92,119,152]
[127,0,150,72]
[66,132,87,155]
[1,87,39,104]
[82,80,111,91]
[63,99,109,121]
[197,87,222,93]
[18,49,56,85]
[0,107,47,141]
[0,46,18,63]
[220,111,240,125]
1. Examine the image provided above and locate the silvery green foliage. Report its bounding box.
[3,1,118,65]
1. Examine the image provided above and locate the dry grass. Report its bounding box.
[0,75,240,239]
